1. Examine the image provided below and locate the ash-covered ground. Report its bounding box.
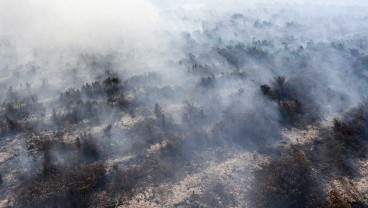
[0,1,368,207]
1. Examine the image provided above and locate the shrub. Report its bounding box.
[182,102,206,128]
[217,44,270,68]
[333,119,359,144]
[15,163,106,208]
[41,140,58,176]
[250,151,326,208]
[198,76,216,88]
[79,133,100,163]
[52,101,100,125]
[103,77,122,97]
[60,88,82,107]
[81,81,104,99]
[200,182,237,208]
[327,190,351,208]
[332,99,368,152]
[326,100,368,175]
[260,76,320,125]
[4,102,29,121]
[108,166,141,198]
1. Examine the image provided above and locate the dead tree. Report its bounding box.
[75,137,81,150]
[104,124,112,148]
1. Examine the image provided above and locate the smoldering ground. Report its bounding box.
[0,0,368,207]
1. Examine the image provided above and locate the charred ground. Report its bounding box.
[0,3,368,208]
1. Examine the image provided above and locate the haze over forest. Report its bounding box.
[0,0,368,207]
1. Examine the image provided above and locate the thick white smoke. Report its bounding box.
[0,0,162,51]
